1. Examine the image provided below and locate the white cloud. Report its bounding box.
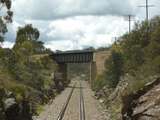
[44,40,74,51]
[5,21,22,42]
[2,41,14,48]
[5,0,160,51]
[12,0,135,20]
[42,16,129,50]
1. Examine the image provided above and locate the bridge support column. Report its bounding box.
[58,63,68,86]
[89,62,97,88]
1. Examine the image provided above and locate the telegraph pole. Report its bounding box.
[138,0,154,42]
[124,15,135,33]
[146,0,149,23]
[139,0,154,23]
[129,15,131,33]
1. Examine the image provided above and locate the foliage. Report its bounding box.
[0,48,16,73]
[0,0,13,43]
[103,44,123,88]
[0,24,59,118]
[92,74,106,91]
[0,19,8,42]
[95,16,160,90]
[13,24,41,52]
[11,25,56,92]
[0,0,13,22]
[16,24,39,43]
[96,46,111,51]
[120,16,160,76]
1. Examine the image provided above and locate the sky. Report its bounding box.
[3,0,160,51]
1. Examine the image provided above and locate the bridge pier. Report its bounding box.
[58,63,68,86]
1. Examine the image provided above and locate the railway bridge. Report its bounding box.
[50,50,96,85]
[50,50,110,86]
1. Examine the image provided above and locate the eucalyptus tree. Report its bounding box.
[13,24,44,57]
[0,0,13,42]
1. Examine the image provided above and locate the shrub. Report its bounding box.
[104,49,123,88]
[93,74,106,91]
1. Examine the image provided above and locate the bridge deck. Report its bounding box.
[51,50,94,63]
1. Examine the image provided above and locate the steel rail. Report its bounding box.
[57,83,76,120]
[80,81,86,120]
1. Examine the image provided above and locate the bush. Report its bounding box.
[104,49,123,88]
[93,74,106,91]
[95,16,160,92]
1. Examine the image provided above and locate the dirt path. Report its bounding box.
[34,79,106,120]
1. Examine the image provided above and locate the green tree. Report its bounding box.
[104,48,123,88]
[0,18,7,42]
[32,40,45,54]
[0,48,16,73]
[0,0,13,22]
[13,24,43,56]
[13,24,40,49]
[0,0,13,42]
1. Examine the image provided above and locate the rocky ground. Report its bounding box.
[94,75,160,120]
[125,78,160,120]
[34,78,107,120]
[133,82,160,120]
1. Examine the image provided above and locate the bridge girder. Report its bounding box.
[51,51,94,63]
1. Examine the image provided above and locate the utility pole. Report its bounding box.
[111,37,117,43]
[138,0,154,42]
[128,15,131,33]
[138,0,154,24]
[146,0,149,23]
[124,15,135,33]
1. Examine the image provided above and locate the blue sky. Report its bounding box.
[3,0,160,51]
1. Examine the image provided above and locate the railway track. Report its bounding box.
[57,83,76,120]
[56,81,86,120]
[80,81,86,120]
